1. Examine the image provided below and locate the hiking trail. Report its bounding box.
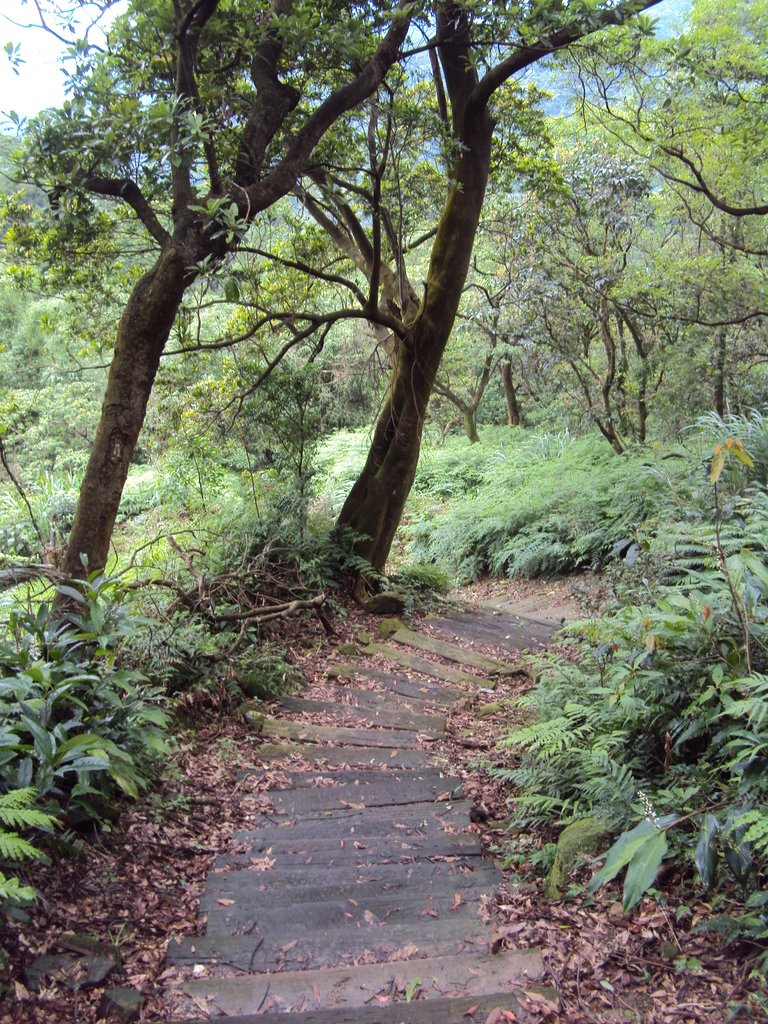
[163,590,578,1023]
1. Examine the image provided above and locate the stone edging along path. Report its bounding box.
[161,592,578,1023]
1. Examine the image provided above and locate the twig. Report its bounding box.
[248,938,265,973]
[0,437,45,553]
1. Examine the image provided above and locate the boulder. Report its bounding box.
[326,663,354,680]
[365,590,406,615]
[376,617,407,638]
[476,702,504,720]
[245,709,265,733]
[336,643,360,657]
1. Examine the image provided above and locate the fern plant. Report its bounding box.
[501,437,768,964]
[0,787,56,910]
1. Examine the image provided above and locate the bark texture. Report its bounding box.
[337,80,494,569]
[64,250,189,576]
[501,360,521,427]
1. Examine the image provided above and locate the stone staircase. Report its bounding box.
[163,591,576,1022]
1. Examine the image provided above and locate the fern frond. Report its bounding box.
[0,830,44,862]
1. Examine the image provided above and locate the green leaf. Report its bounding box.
[404,977,422,1002]
[695,814,719,889]
[589,820,657,893]
[623,830,667,910]
[54,585,87,605]
[724,843,753,886]
[108,768,139,799]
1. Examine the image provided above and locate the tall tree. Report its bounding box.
[336,1,664,569]
[18,0,663,579]
[19,0,412,576]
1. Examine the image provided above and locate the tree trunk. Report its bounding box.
[336,99,494,571]
[501,360,521,426]
[714,328,727,417]
[63,248,189,576]
[463,407,480,443]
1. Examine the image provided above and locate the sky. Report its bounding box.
[0,0,689,128]
[0,0,124,127]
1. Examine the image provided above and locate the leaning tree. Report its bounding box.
[18,0,663,578]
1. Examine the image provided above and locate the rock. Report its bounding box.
[607,901,625,924]
[25,949,118,992]
[336,643,360,657]
[476,701,504,720]
[376,617,406,638]
[365,590,406,615]
[326,663,354,680]
[545,817,610,900]
[98,986,145,1023]
[245,709,265,733]
[59,934,121,967]
[355,630,372,645]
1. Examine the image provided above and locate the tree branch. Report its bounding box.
[83,176,171,246]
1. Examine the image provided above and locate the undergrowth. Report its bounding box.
[498,414,768,976]
[403,428,684,580]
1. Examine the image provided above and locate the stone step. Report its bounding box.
[276,696,446,734]
[361,644,485,688]
[178,948,545,1016]
[327,664,461,704]
[167,917,492,975]
[202,861,500,907]
[168,992,547,1023]
[328,665,460,706]
[427,609,555,652]
[261,719,435,750]
[205,858,491,894]
[242,767,457,789]
[255,743,436,770]
[242,800,474,839]
[203,886,486,937]
[392,627,517,675]
[263,775,462,815]
[214,832,483,871]
[307,684,449,714]
[479,595,578,624]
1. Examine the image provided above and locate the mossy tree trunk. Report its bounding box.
[64,249,190,576]
[501,359,521,427]
[336,11,494,569]
[337,1,662,568]
[54,2,410,579]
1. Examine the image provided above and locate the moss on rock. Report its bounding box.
[545,817,609,900]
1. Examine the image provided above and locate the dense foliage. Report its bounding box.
[497,414,768,968]
[0,0,766,988]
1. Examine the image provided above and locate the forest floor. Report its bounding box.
[1,574,764,1023]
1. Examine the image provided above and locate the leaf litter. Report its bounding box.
[1,580,765,1022]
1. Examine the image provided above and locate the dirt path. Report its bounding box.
[161,589,577,1022]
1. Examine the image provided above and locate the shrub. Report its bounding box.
[402,429,675,580]
[498,430,768,963]
[0,575,170,824]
